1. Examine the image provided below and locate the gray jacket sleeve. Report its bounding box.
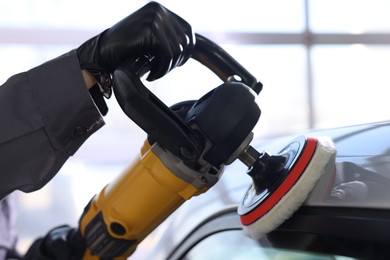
[0,50,105,199]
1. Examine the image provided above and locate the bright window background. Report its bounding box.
[312,45,390,128]
[310,0,390,33]
[1,0,390,257]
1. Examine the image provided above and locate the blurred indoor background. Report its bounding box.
[1,0,390,257]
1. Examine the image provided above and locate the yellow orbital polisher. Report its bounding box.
[60,34,336,259]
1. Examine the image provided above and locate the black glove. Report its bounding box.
[23,225,75,260]
[77,1,194,83]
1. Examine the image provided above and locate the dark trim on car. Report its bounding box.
[167,205,390,260]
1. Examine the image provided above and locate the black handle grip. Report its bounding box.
[113,34,262,162]
[192,33,262,94]
[130,34,263,93]
[113,57,201,161]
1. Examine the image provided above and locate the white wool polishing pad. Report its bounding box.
[238,136,336,239]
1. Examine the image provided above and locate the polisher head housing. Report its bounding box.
[238,136,336,239]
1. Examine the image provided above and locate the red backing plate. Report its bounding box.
[240,137,318,226]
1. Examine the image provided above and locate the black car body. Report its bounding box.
[145,121,390,260]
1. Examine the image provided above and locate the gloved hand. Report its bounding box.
[23,225,75,260]
[77,1,194,84]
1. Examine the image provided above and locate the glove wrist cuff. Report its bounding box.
[89,69,112,99]
[77,34,112,99]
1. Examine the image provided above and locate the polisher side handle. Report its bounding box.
[113,34,262,163]
[192,33,263,94]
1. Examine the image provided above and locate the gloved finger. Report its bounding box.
[163,24,186,71]
[147,3,194,80]
[175,28,195,67]
[156,8,191,71]
[147,14,188,79]
[146,36,173,81]
[147,26,192,81]
[162,12,194,69]
[169,12,195,67]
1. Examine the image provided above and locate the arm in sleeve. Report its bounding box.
[0,50,105,199]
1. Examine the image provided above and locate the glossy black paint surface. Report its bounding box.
[148,121,390,259]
